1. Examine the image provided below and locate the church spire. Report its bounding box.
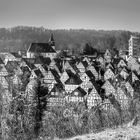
[48,33,55,49]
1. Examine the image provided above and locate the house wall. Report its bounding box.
[65,85,79,93]
[104,69,114,81]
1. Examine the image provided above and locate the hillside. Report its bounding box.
[67,124,140,140]
[0,26,138,52]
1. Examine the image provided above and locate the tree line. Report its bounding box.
[0,26,138,52]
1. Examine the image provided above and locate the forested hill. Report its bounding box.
[0,26,138,52]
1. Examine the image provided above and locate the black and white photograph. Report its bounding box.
[0,0,140,139]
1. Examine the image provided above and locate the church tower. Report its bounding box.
[48,33,55,50]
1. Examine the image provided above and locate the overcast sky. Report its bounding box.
[0,0,140,31]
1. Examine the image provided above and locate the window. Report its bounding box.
[55,92,59,96]
[74,92,78,96]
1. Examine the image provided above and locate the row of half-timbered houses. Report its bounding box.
[0,35,140,113]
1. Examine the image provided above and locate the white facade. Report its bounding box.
[27,52,56,59]
[128,35,140,57]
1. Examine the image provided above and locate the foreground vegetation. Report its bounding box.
[1,76,140,140]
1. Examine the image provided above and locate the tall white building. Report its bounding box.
[129,35,140,57]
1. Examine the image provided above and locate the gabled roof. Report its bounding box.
[65,74,82,85]
[41,65,48,72]
[81,56,90,62]
[71,86,87,97]
[34,56,44,64]
[51,83,64,93]
[23,58,35,64]
[122,66,131,74]
[69,61,79,72]
[28,43,56,53]
[11,52,21,58]
[24,60,36,70]
[105,62,115,70]
[112,58,121,66]
[55,63,63,73]
[65,69,75,77]
[105,67,115,75]
[104,49,111,57]
[43,57,51,65]
[54,76,63,84]
[102,79,115,90]
[92,64,100,72]
[81,61,88,68]
[86,70,96,80]
[97,52,105,58]
[133,70,140,78]
[125,73,132,84]
[50,68,60,79]
[100,68,105,76]
[54,58,62,64]
[125,71,139,84]
[34,69,44,78]
[114,74,124,83]
[64,60,78,73]
[90,79,99,92]
[0,58,4,64]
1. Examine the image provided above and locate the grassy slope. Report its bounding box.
[66,124,140,140]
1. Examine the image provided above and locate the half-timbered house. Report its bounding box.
[87,85,102,109]
[104,68,115,81]
[101,80,116,96]
[65,74,82,93]
[68,86,87,102]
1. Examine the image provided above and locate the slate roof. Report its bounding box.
[55,63,63,73]
[105,62,115,70]
[71,86,87,97]
[90,79,99,92]
[50,68,60,79]
[81,61,88,68]
[68,61,79,72]
[34,69,44,78]
[34,56,44,64]
[23,58,35,64]
[24,60,36,70]
[125,71,139,84]
[43,57,51,65]
[86,70,96,80]
[51,83,64,93]
[93,64,100,72]
[106,66,115,74]
[42,65,48,72]
[65,74,82,85]
[54,58,62,64]
[11,52,21,58]
[66,69,75,77]
[0,58,4,64]
[100,68,105,76]
[28,43,56,53]
[112,58,121,65]
[114,74,124,83]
